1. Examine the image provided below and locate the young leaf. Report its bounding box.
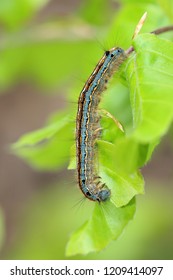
[98,141,144,207]
[126,34,173,142]
[11,113,75,170]
[98,137,159,173]
[66,198,136,256]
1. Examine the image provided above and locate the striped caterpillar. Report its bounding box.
[76,47,126,202]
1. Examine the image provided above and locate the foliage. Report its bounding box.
[2,0,172,256]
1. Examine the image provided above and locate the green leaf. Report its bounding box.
[11,112,75,170]
[126,33,173,142]
[12,113,71,148]
[66,198,136,256]
[98,137,159,173]
[98,141,144,207]
[101,168,143,207]
[100,83,133,133]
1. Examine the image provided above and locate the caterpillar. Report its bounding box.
[76,47,126,202]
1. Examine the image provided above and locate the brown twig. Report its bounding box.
[125,25,173,56]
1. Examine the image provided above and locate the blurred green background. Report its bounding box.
[0,0,173,259]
